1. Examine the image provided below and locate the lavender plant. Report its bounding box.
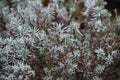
[0,0,120,80]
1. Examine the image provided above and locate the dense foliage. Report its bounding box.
[0,0,120,80]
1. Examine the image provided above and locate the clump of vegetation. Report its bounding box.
[0,0,120,80]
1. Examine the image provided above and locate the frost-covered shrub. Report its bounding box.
[0,0,120,80]
[0,0,81,79]
[0,14,35,80]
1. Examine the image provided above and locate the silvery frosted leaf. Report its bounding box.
[56,45,64,52]
[52,0,64,3]
[43,67,50,74]
[111,50,118,57]
[105,54,113,65]
[83,0,98,16]
[56,7,68,20]
[66,52,73,58]
[95,65,105,74]
[21,47,29,57]
[56,23,63,32]
[73,50,80,58]
[11,39,17,47]
[84,0,98,9]
[95,48,105,60]
[59,33,71,40]
[93,76,102,80]
[59,62,64,68]
[18,75,23,80]
[17,37,25,44]
[43,76,53,80]
[40,30,47,39]
[5,45,11,54]
[41,5,55,24]
[12,65,20,73]
[57,77,64,80]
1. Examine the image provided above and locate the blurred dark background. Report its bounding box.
[105,0,120,16]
